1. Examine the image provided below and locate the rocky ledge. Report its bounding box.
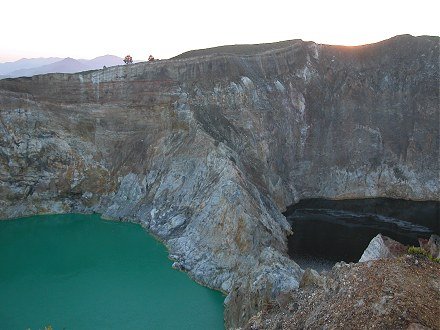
[245,235,440,329]
[0,35,439,328]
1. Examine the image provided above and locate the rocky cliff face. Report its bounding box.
[0,35,438,327]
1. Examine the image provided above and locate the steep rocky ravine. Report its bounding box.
[0,35,438,328]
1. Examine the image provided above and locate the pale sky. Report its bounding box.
[1,0,439,63]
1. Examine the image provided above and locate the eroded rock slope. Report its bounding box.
[0,35,438,327]
[245,255,440,330]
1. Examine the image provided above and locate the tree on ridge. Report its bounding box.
[124,55,133,64]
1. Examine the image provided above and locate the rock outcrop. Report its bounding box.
[419,235,440,259]
[0,35,438,327]
[359,234,408,262]
[245,255,440,329]
[360,233,440,263]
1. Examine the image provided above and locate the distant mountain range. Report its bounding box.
[0,55,124,78]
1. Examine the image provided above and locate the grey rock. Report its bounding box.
[359,234,407,262]
[420,234,440,259]
[299,268,325,288]
[224,247,303,329]
[427,235,440,259]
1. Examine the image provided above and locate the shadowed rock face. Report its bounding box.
[0,35,438,327]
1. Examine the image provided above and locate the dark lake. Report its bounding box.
[284,198,439,271]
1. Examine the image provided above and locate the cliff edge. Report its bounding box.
[0,35,438,327]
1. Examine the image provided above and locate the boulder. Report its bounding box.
[359,234,407,262]
[299,268,325,288]
[420,234,440,259]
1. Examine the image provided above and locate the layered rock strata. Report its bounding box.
[0,35,438,327]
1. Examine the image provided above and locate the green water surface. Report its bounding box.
[0,214,225,329]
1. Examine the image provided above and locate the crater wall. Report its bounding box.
[1,35,438,327]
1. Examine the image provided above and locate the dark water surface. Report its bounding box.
[0,214,224,330]
[285,198,439,271]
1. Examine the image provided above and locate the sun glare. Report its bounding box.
[0,0,439,62]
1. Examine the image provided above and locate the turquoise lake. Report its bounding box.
[0,214,225,329]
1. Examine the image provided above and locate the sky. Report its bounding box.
[1,0,439,63]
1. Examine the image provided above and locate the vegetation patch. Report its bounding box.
[408,246,440,263]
